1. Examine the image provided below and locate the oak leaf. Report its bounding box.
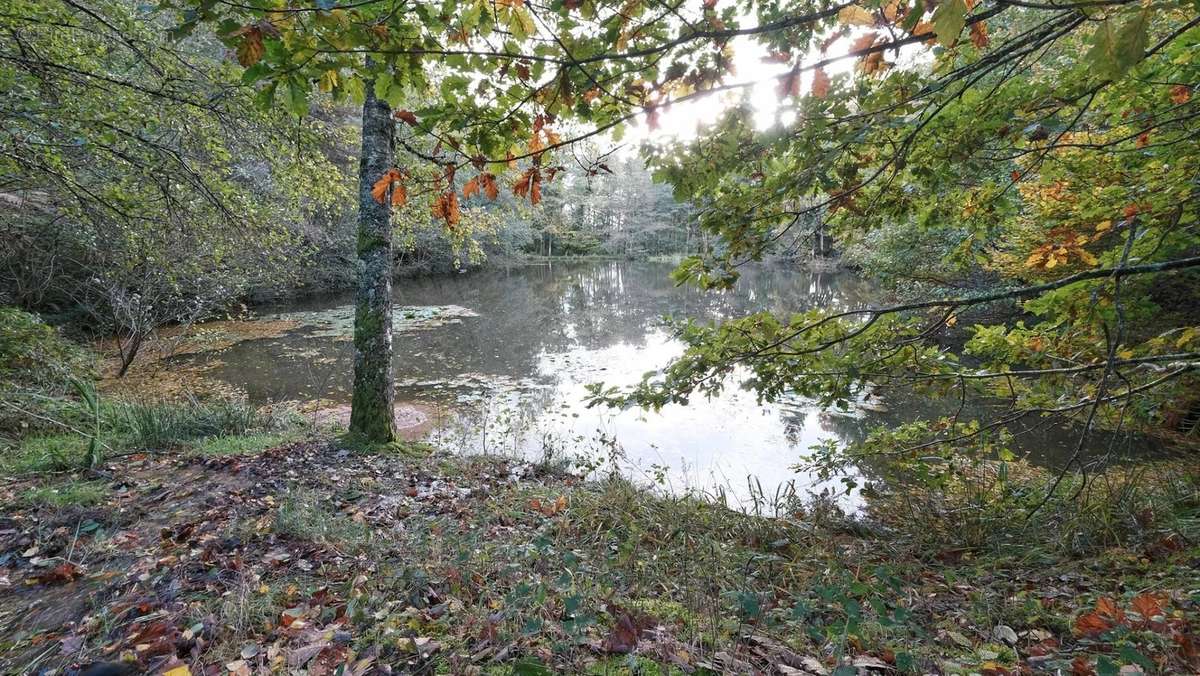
[811,67,831,98]
[1095,596,1125,622]
[1130,592,1165,621]
[371,169,407,206]
[838,5,875,26]
[1073,611,1111,637]
[235,27,265,67]
[970,21,989,48]
[480,173,499,200]
[513,168,541,205]
[431,190,461,226]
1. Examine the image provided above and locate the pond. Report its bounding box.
[186,261,1129,507]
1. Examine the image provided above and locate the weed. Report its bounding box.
[190,432,289,457]
[2,434,93,475]
[274,489,373,552]
[19,480,108,508]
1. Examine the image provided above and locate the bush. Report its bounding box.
[0,307,96,435]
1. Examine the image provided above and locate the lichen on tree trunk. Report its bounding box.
[349,75,397,443]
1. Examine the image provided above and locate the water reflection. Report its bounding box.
[190,261,1143,506]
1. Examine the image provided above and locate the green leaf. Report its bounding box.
[902,2,923,31]
[1118,645,1155,672]
[285,77,309,116]
[1087,9,1150,80]
[931,0,968,46]
[254,80,278,109]
[343,75,365,104]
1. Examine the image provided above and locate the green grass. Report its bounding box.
[19,479,109,508]
[104,398,268,449]
[274,489,374,552]
[2,434,93,475]
[189,432,289,457]
[3,398,305,475]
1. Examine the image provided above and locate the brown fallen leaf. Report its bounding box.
[35,561,80,584]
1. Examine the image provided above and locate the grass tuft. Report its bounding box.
[19,479,109,508]
[189,432,289,457]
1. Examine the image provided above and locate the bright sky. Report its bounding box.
[614,23,933,151]
[616,33,847,148]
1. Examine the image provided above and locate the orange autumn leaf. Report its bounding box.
[234,26,265,67]
[811,66,831,98]
[1095,596,1125,622]
[969,21,989,48]
[913,20,935,43]
[394,110,418,126]
[859,50,888,75]
[513,168,541,205]
[1070,656,1096,676]
[1130,592,1165,621]
[1074,612,1111,637]
[431,190,461,226]
[850,31,878,53]
[462,177,480,199]
[371,168,407,207]
[480,172,499,200]
[1170,84,1191,105]
[529,495,568,516]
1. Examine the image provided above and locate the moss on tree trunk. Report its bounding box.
[349,76,397,443]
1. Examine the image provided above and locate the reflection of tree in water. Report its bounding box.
[775,379,1165,482]
[201,261,876,406]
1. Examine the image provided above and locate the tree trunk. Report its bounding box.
[115,330,145,378]
[349,77,397,443]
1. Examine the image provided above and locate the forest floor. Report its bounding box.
[1,432,1198,676]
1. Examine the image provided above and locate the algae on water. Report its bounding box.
[267,305,480,339]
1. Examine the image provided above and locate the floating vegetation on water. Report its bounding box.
[267,304,479,339]
[395,372,547,396]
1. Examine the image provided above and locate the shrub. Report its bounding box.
[0,307,96,435]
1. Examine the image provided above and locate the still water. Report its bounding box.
[193,261,1110,506]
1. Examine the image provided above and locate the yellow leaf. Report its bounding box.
[1095,219,1112,233]
[318,69,338,93]
[163,667,191,676]
[882,0,900,21]
[1076,249,1098,266]
[837,5,875,26]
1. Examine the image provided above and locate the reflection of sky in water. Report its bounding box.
[188,261,1142,509]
